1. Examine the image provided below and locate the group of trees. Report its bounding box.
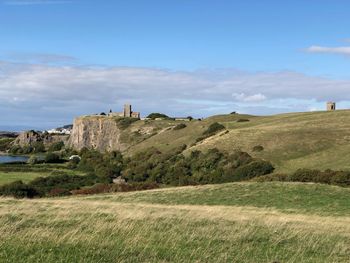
[0,145,275,198]
[122,146,274,186]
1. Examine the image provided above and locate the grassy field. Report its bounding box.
[0,182,349,262]
[0,164,85,185]
[125,110,350,173]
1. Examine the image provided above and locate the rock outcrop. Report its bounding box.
[68,116,128,152]
[14,130,69,147]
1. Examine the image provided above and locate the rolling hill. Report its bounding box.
[121,110,350,173]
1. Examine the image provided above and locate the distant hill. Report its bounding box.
[69,110,350,173]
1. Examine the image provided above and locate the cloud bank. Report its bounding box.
[306,45,350,56]
[0,61,349,130]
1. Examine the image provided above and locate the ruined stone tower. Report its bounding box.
[327,102,336,111]
[123,104,132,117]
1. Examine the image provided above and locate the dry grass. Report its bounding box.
[0,182,349,262]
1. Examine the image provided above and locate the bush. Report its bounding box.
[9,145,23,155]
[28,173,101,196]
[237,119,250,122]
[27,155,39,165]
[32,142,45,153]
[203,122,225,136]
[115,118,139,129]
[147,113,170,120]
[0,180,39,198]
[0,138,14,151]
[229,160,274,181]
[256,169,350,187]
[48,141,64,152]
[123,147,274,186]
[45,152,62,163]
[173,123,187,130]
[252,145,264,152]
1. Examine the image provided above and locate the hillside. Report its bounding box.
[118,110,350,173]
[1,182,349,262]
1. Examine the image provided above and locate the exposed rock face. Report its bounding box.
[68,116,128,152]
[14,130,69,147]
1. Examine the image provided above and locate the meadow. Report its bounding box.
[0,182,349,262]
[0,163,85,185]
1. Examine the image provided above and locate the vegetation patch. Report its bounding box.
[256,168,350,187]
[252,145,264,152]
[237,118,250,122]
[115,117,139,129]
[147,113,170,120]
[0,138,15,152]
[123,147,274,186]
[173,123,187,130]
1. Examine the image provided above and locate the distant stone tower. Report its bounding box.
[327,102,336,111]
[123,104,132,117]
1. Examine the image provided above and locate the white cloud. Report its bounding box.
[306,45,350,56]
[0,61,349,129]
[232,93,266,102]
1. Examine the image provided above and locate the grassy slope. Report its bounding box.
[126,110,350,173]
[0,182,349,262]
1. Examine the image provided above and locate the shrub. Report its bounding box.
[229,160,275,181]
[48,141,64,152]
[0,180,39,198]
[257,169,350,187]
[147,113,169,120]
[32,142,45,153]
[203,122,225,136]
[115,118,139,129]
[237,119,250,122]
[0,138,14,151]
[28,173,100,196]
[45,152,62,163]
[173,123,187,130]
[252,145,264,152]
[9,145,23,155]
[27,155,39,165]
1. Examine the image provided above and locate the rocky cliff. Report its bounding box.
[68,116,128,152]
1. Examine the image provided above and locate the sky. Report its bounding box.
[1,0,350,130]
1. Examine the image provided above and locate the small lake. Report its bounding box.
[0,155,29,164]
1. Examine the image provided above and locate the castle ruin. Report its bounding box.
[326,102,336,111]
[109,104,140,119]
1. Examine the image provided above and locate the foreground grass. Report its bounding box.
[0,182,349,262]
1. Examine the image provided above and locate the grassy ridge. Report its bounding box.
[0,182,349,262]
[126,110,350,173]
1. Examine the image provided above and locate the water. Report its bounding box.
[0,155,29,164]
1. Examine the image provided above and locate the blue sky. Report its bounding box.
[1,0,350,130]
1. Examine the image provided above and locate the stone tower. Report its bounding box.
[123,104,132,117]
[327,102,336,111]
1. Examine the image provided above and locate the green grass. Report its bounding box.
[87,182,350,216]
[0,163,86,185]
[0,182,349,262]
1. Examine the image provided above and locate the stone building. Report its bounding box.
[109,104,140,119]
[326,102,336,111]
